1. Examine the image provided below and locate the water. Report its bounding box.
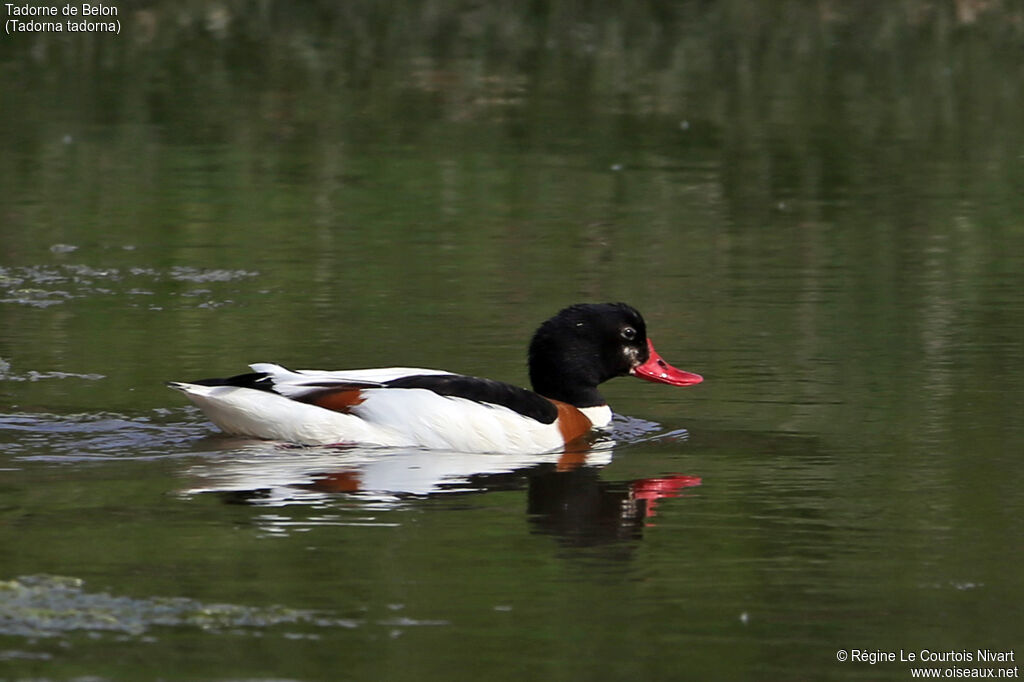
[2,3,1024,680]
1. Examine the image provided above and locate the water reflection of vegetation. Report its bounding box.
[1,0,1021,442]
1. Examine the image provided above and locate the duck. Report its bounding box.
[167,302,702,454]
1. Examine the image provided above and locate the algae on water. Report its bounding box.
[0,575,353,638]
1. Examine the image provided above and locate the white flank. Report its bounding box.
[168,382,402,445]
[169,378,569,454]
[352,389,566,453]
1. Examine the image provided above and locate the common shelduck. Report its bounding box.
[168,302,703,454]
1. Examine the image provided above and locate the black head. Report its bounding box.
[526,303,649,406]
[527,303,703,407]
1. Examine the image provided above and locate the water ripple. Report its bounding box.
[0,263,258,308]
[0,409,207,462]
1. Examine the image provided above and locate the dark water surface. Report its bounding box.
[2,3,1023,681]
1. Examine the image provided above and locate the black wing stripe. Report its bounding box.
[384,374,558,424]
[191,372,274,391]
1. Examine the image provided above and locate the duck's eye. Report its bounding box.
[621,326,637,341]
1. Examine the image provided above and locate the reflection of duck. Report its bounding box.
[527,467,702,546]
[182,442,617,505]
[168,303,701,453]
[182,440,700,545]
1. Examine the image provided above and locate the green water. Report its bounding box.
[2,3,1023,680]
